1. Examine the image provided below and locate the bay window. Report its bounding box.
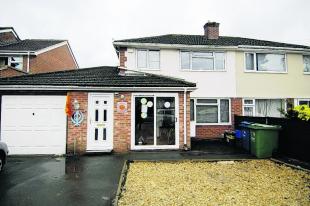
[303,55,310,73]
[137,49,160,70]
[181,51,225,71]
[245,53,286,72]
[196,99,230,124]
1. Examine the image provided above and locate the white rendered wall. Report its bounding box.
[125,48,237,98]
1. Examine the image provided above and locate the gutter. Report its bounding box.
[0,51,36,55]
[0,85,197,92]
[113,42,310,53]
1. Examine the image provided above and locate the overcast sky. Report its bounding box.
[1,0,309,68]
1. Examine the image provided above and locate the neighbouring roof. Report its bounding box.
[114,34,310,49]
[0,39,65,51]
[0,66,196,88]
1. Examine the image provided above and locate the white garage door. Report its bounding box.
[1,95,67,155]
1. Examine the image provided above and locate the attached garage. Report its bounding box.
[0,66,195,154]
[1,95,66,155]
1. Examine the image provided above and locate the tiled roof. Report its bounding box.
[0,66,196,88]
[0,39,65,51]
[114,34,310,49]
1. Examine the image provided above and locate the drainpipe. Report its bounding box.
[27,51,30,73]
[183,88,188,149]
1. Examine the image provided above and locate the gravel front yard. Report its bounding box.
[118,160,310,206]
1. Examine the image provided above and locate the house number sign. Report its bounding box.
[71,111,84,126]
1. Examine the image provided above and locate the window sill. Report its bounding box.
[196,123,232,126]
[303,72,310,75]
[138,68,161,71]
[181,69,227,72]
[244,70,288,74]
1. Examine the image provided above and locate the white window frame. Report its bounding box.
[303,55,310,75]
[195,98,231,125]
[180,51,226,72]
[0,56,23,70]
[136,49,160,71]
[295,98,310,106]
[242,99,255,116]
[244,52,288,73]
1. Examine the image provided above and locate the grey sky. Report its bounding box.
[1,0,309,68]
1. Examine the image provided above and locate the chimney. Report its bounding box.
[203,21,220,39]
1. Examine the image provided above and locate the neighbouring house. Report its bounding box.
[0,66,195,154]
[113,22,310,139]
[0,27,78,77]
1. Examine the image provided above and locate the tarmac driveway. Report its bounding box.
[0,155,125,206]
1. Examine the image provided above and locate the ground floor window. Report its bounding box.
[296,99,310,107]
[243,99,285,117]
[196,98,230,124]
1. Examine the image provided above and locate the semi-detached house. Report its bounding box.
[113,22,310,139]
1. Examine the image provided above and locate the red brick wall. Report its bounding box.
[29,44,77,74]
[195,98,242,139]
[179,92,191,148]
[0,32,18,43]
[113,92,132,152]
[0,68,26,78]
[119,47,127,67]
[66,92,88,154]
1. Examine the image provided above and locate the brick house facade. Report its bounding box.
[0,27,78,78]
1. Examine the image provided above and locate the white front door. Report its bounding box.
[87,93,113,152]
[1,95,66,155]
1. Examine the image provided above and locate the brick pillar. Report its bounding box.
[113,92,131,152]
[67,92,88,154]
[231,98,242,127]
[179,92,191,149]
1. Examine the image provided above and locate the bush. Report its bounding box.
[293,105,310,121]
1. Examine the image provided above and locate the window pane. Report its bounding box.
[303,55,310,72]
[190,99,195,121]
[257,54,286,72]
[181,51,190,69]
[196,105,218,123]
[192,57,213,70]
[255,99,283,117]
[197,99,217,104]
[299,100,310,106]
[220,99,229,123]
[103,128,106,140]
[137,50,147,68]
[0,57,8,66]
[244,99,254,105]
[149,50,160,69]
[94,128,98,140]
[10,57,23,70]
[103,109,107,122]
[244,107,254,116]
[245,53,254,70]
[215,52,225,70]
[95,109,98,122]
[192,52,213,57]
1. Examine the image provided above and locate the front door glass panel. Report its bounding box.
[135,97,154,145]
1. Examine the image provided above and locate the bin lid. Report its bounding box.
[247,123,281,130]
[239,121,254,128]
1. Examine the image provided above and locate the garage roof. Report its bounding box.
[0,66,196,88]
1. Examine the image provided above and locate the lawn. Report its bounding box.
[118,160,310,206]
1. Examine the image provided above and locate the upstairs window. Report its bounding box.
[245,53,286,72]
[181,51,225,71]
[137,49,160,70]
[303,55,310,73]
[0,56,23,70]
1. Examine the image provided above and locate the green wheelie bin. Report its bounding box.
[248,123,281,158]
